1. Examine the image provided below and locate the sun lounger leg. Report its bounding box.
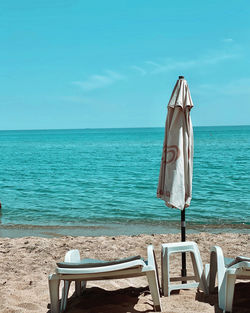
[219,273,236,313]
[146,271,162,312]
[75,280,87,296]
[209,254,217,293]
[75,280,81,297]
[48,274,60,313]
[61,280,71,312]
[161,248,170,296]
[81,280,87,291]
[204,263,210,287]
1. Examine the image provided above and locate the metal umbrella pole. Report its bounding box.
[181,208,186,281]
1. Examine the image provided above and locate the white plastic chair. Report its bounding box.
[48,245,162,312]
[208,245,250,313]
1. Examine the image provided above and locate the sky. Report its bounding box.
[0,0,250,130]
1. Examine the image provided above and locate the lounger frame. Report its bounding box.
[208,245,250,313]
[48,245,162,312]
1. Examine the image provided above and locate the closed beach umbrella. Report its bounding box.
[157,75,194,277]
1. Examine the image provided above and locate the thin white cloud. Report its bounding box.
[222,78,250,95]
[130,65,147,76]
[148,52,239,74]
[148,58,196,74]
[145,61,162,69]
[72,70,125,91]
[223,38,234,43]
[194,78,250,96]
[60,95,94,103]
[132,50,240,76]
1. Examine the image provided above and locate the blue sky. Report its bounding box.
[0,0,250,130]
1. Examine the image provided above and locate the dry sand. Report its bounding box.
[0,232,249,313]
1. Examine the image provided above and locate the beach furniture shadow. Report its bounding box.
[48,245,161,312]
[195,282,250,313]
[47,286,156,313]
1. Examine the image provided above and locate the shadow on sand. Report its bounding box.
[195,282,250,313]
[47,286,155,313]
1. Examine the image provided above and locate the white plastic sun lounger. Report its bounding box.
[208,245,250,313]
[48,245,162,312]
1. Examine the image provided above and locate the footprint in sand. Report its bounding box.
[17,303,40,310]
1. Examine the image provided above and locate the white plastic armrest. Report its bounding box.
[209,246,226,292]
[230,261,250,273]
[147,245,156,270]
[211,246,225,268]
[64,249,81,262]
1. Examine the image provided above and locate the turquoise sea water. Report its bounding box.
[0,126,249,236]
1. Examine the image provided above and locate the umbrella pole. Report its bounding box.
[181,209,187,282]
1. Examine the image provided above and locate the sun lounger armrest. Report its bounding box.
[209,246,226,294]
[210,246,225,268]
[64,249,81,263]
[229,261,250,273]
[147,245,157,270]
[146,245,161,295]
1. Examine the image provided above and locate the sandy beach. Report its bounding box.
[0,232,249,313]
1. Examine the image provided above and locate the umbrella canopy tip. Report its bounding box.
[179,75,185,79]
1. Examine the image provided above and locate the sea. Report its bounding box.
[0,126,249,237]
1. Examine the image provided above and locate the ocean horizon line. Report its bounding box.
[0,124,250,132]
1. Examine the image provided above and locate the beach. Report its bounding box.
[0,232,249,313]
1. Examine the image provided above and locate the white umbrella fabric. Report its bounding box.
[157,75,194,277]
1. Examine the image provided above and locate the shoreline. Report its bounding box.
[0,221,249,238]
